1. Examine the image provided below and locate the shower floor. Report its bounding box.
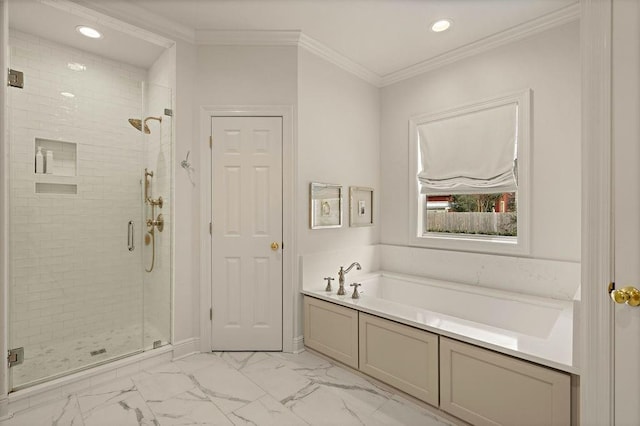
[11,323,166,389]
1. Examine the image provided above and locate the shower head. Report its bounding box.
[128,118,149,134]
[128,116,162,134]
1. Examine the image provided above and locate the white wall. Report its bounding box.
[297,49,381,254]
[172,39,198,347]
[296,48,381,335]
[379,22,580,297]
[193,44,298,349]
[195,45,298,106]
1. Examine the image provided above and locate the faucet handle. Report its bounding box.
[350,283,362,299]
[324,277,335,292]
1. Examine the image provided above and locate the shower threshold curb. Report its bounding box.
[6,345,173,414]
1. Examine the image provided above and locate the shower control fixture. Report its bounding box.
[128,116,162,134]
[147,214,164,233]
[143,168,165,273]
[144,168,163,207]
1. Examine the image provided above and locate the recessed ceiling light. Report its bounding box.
[431,19,452,33]
[67,62,86,71]
[60,92,75,98]
[76,26,102,39]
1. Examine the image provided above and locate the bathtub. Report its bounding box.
[301,271,577,373]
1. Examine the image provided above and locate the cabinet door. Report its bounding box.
[303,296,359,368]
[359,313,439,406]
[440,337,570,426]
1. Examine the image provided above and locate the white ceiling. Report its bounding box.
[129,0,577,76]
[8,1,168,69]
[8,0,578,77]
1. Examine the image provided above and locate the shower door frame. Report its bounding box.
[1,0,9,418]
[198,105,297,354]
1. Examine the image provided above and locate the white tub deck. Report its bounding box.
[301,271,577,374]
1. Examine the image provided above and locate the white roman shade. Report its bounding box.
[417,102,518,195]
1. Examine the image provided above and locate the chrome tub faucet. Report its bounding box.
[338,262,361,295]
[350,283,362,299]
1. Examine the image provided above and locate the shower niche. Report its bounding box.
[33,138,78,194]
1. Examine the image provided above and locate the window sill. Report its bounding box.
[410,233,529,256]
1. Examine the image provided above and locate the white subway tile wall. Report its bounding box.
[8,29,150,385]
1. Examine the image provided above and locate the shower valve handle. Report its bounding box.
[149,196,163,208]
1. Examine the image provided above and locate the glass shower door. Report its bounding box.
[141,82,172,351]
[6,28,147,389]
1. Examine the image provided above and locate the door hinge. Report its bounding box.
[210,307,213,321]
[209,222,212,234]
[8,69,24,89]
[8,347,24,367]
[209,136,212,148]
[281,242,284,250]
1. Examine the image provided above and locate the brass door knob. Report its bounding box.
[270,242,279,251]
[610,286,640,307]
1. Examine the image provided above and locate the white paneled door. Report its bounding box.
[211,116,283,351]
[613,0,640,423]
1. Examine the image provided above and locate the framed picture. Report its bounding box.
[349,186,374,227]
[310,182,343,229]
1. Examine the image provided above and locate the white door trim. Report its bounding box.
[580,0,614,424]
[199,105,297,353]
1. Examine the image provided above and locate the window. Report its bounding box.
[409,90,530,254]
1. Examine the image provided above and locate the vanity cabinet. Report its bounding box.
[303,296,359,368]
[440,337,571,426]
[302,296,572,425]
[359,312,439,406]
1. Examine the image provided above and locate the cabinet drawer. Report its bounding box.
[359,313,439,406]
[440,337,570,426]
[303,296,359,368]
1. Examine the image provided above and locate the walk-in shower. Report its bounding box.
[5,1,174,391]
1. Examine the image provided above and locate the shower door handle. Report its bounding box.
[128,221,135,251]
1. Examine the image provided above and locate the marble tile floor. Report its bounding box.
[11,323,167,388]
[1,350,460,426]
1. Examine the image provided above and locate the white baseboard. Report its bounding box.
[292,335,305,353]
[171,338,201,360]
[0,397,10,421]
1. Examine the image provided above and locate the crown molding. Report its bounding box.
[196,30,301,46]
[380,3,580,87]
[66,0,578,89]
[297,33,382,87]
[195,30,382,87]
[65,0,195,45]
